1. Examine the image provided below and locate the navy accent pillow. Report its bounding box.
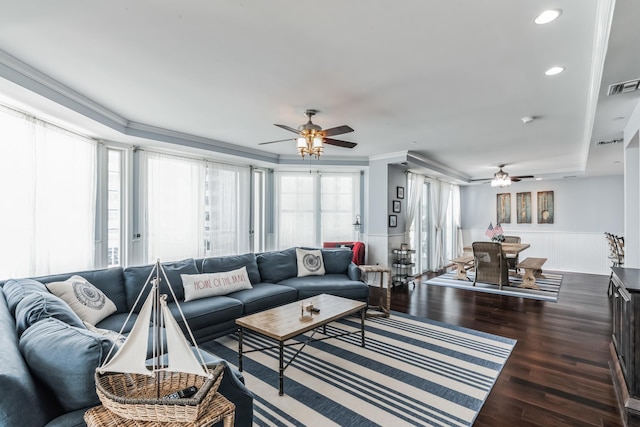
[123,259,198,311]
[202,253,261,284]
[19,317,115,412]
[321,249,353,274]
[256,248,297,283]
[14,291,85,336]
[2,278,48,316]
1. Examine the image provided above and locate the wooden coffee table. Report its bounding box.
[236,294,367,395]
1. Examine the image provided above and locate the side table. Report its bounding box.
[84,393,235,427]
[359,264,391,318]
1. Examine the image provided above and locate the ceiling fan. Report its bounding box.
[470,165,534,187]
[259,109,356,158]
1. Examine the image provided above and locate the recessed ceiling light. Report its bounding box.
[545,66,565,76]
[535,9,562,24]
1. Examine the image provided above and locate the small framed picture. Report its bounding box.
[397,186,404,199]
[392,200,401,213]
[389,215,397,227]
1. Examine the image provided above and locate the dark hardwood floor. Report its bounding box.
[386,269,623,426]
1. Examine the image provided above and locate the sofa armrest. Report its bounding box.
[347,263,361,281]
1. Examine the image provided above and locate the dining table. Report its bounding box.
[463,242,530,255]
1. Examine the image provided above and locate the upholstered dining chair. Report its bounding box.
[472,241,510,290]
[502,235,521,273]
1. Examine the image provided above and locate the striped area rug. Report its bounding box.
[424,271,563,302]
[203,312,515,426]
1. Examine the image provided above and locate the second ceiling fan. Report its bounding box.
[259,109,356,158]
[471,165,534,187]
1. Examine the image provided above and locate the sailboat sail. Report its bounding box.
[160,299,208,376]
[98,285,155,376]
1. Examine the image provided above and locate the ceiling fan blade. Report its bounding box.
[258,138,295,145]
[511,175,535,180]
[323,125,354,137]
[274,124,299,134]
[324,138,357,148]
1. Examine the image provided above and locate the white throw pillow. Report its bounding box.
[296,248,326,277]
[181,266,252,302]
[45,275,117,326]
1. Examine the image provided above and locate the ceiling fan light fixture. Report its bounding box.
[491,168,511,188]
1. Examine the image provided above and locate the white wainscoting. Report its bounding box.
[461,230,611,275]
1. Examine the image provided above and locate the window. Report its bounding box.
[204,163,250,257]
[140,151,250,263]
[0,105,97,278]
[252,168,266,253]
[275,172,360,248]
[409,179,431,273]
[107,149,122,267]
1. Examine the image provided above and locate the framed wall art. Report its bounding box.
[389,215,397,227]
[496,193,511,224]
[392,200,401,213]
[397,186,404,199]
[516,192,532,224]
[537,191,554,224]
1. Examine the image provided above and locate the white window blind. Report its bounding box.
[0,105,97,278]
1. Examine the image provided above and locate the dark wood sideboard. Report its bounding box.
[611,267,640,426]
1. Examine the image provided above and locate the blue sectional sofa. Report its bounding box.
[0,247,368,427]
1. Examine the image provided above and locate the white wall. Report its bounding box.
[624,99,640,268]
[460,175,624,274]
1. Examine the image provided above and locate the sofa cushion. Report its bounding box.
[296,248,326,277]
[201,253,261,284]
[0,290,57,427]
[36,267,127,314]
[19,317,116,412]
[182,267,253,301]
[278,274,369,300]
[95,312,140,334]
[2,278,48,316]
[226,282,298,314]
[14,291,85,336]
[46,275,117,326]
[124,259,198,311]
[321,248,353,274]
[256,248,297,283]
[166,296,244,336]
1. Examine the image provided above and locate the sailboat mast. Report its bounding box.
[154,261,163,398]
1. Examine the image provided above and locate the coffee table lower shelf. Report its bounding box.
[235,294,367,396]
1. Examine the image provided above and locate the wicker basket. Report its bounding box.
[95,364,224,423]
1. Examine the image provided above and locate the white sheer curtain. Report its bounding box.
[204,163,250,256]
[141,151,205,262]
[0,106,96,278]
[405,172,425,245]
[452,185,464,257]
[430,179,452,270]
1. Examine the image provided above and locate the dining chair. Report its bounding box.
[472,241,509,290]
[606,232,625,296]
[502,235,521,273]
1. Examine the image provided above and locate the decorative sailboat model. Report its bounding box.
[95,260,224,423]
